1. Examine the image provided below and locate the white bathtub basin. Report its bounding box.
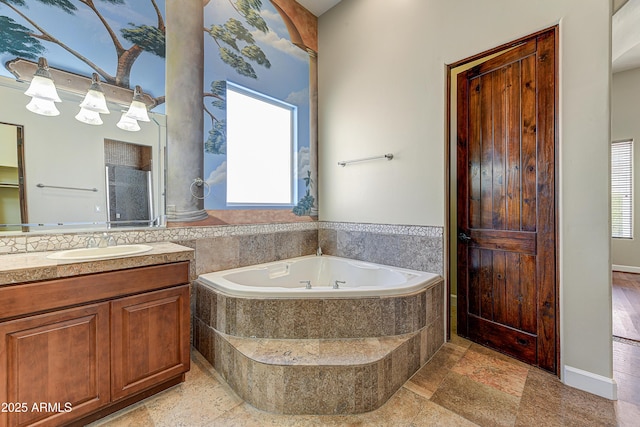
[198,255,442,298]
[46,244,153,261]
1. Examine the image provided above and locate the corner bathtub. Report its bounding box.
[197,254,440,298]
[194,255,445,414]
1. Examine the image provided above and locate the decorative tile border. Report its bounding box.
[0,222,319,255]
[319,221,443,237]
[0,221,444,256]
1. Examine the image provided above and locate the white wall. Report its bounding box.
[612,68,640,269]
[319,0,614,397]
[0,77,165,228]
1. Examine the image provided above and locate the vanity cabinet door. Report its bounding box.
[111,285,190,401]
[0,303,110,427]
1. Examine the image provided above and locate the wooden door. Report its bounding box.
[111,285,190,401]
[456,29,557,373]
[0,303,110,427]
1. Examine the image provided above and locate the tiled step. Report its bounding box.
[192,279,446,414]
[195,324,442,415]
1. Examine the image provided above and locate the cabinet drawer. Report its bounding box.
[0,262,189,321]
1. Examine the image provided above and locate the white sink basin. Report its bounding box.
[46,244,153,261]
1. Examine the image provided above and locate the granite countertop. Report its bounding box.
[0,242,194,286]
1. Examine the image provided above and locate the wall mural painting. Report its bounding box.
[202,0,315,218]
[0,0,166,112]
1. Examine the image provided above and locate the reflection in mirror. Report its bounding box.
[0,122,26,231]
[105,140,154,227]
[0,76,166,233]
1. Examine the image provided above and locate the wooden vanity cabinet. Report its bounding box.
[0,261,190,427]
[0,303,111,427]
[111,285,190,401]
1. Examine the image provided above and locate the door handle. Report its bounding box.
[458,232,472,243]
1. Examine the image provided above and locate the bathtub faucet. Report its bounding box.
[300,280,312,289]
[334,280,345,289]
[316,247,322,256]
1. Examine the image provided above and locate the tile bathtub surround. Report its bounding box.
[193,279,445,414]
[193,322,444,415]
[195,279,443,339]
[194,228,318,275]
[319,222,444,275]
[0,221,443,277]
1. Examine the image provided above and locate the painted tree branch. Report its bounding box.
[151,0,165,32]
[0,0,113,82]
[78,0,126,55]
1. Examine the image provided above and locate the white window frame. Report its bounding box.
[612,139,633,239]
[225,82,297,206]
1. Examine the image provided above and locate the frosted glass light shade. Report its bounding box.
[79,89,110,114]
[26,97,60,116]
[79,73,109,114]
[24,75,61,102]
[75,107,103,125]
[124,100,150,122]
[116,113,140,131]
[124,85,150,122]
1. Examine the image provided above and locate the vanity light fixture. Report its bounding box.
[24,57,61,116]
[75,73,109,125]
[6,57,157,125]
[75,107,103,125]
[124,85,151,122]
[26,97,60,117]
[116,112,140,131]
[78,73,110,114]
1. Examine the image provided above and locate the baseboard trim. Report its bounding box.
[612,264,640,273]
[563,365,617,400]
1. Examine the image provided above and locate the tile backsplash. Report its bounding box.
[0,221,443,275]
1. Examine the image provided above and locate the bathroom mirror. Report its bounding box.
[0,76,166,233]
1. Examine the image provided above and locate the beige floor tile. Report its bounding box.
[352,387,431,427]
[430,371,520,427]
[409,400,479,426]
[89,341,631,427]
[403,342,466,399]
[87,403,153,427]
[517,368,616,427]
[451,345,529,397]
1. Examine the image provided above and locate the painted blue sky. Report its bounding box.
[0,0,166,110]
[203,0,311,210]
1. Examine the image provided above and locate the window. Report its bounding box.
[612,139,633,239]
[226,83,296,206]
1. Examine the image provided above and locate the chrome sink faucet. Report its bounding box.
[334,280,345,289]
[86,235,98,248]
[98,233,115,248]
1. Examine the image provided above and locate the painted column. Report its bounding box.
[165,0,208,222]
[309,50,318,216]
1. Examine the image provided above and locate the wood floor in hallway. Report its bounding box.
[613,271,640,341]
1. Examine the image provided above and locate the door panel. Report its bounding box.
[457,29,557,373]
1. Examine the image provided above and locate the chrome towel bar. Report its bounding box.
[37,183,98,192]
[338,153,394,167]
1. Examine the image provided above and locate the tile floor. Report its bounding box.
[89,331,640,427]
